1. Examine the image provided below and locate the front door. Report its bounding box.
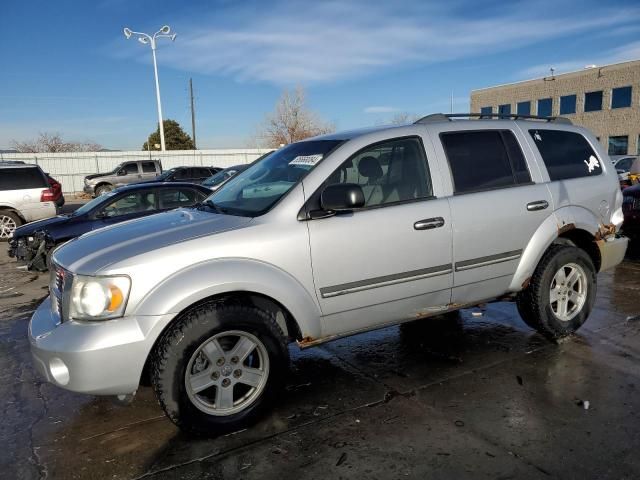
[306,136,453,337]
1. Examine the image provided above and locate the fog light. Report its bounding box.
[49,357,70,385]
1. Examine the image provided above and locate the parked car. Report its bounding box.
[83,160,162,196]
[46,174,65,208]
[202,164,250,191]
[613,155,638,189]
[9,182,210,270]
[0,162,57,240]
[142,166,221,185]
[622,183,640,237]
[30,114,627,436]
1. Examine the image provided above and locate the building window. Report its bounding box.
[516,101,531,116]
[440,130,531,194]
[584,91,603,112]
[559,95,577,115]
[498,104,511,118]
[529,129,602,181]
[480,106,493,117]
[537,98,552,117]
[611,86,632,109]
[608,136,628,156]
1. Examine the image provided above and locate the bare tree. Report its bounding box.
[12,132,102,153]
[389,112,420,125]
[256,87,334,147]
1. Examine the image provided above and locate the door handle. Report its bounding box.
[414,217,445,230]
[526,200,549,211]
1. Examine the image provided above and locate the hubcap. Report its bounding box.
[0,215,17,239]
[185,330,269,416]
[549,263,587,322]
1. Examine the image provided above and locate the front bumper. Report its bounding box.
[83,184,95,195]
[597,235,629,272]
[29,297,173,396]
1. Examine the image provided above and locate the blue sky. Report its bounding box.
[1,0,640,150]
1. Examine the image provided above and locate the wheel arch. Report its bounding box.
[509,206,603,291]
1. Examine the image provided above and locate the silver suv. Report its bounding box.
[29,114,628,435]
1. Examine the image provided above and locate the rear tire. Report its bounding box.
[0,211,22,241]
[150,300,289,436]
[516,244,596,341]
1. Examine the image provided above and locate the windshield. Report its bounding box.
[72,191,118,216]
[206,140,342,216]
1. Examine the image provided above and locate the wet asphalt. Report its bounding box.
[1,229,639,479]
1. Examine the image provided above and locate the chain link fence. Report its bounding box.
[0,149,272,193]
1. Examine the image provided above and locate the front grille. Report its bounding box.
[50,263,71,322]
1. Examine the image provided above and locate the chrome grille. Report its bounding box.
[50,263,70,322]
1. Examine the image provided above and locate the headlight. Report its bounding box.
[69,275,131,320]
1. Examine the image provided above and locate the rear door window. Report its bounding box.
[159,188,204,209]
[529,129,602,180]
[440,130,531,194]
[0,167,48,190]
[141,161,157,173]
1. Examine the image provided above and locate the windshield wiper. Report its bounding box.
[196,199,227,214]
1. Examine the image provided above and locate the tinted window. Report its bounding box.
[100,191,156,217]
[480,106,492,117]
[173,168,191,180]
[159,188,204,209]
[194,168,211,178]
[608,136,628,156]
[326,137,432,207]
[517,101,531,115]
[123,163,139,174]
[529,129,602,180]
[0,167,48,190]
[537,98,552,117]
[559,95,576,115]
[441,130,531,194]
[611,86,632,109]
[616,157,634,171]
[141,161,156,173]
[498,104,511,118]
[584,91,603,112]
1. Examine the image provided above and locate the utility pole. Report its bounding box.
[450,90,454,113]
[189,78,197,149]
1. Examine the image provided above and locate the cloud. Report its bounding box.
[517,41,640,79]
[364,106,399,114]
[133,0,640,85]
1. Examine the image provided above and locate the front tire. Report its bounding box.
[150,301,289,436]
[95,184,114,196]
[516,245,596,341]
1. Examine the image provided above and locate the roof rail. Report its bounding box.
[414,113,572,125]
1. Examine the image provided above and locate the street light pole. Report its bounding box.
[123,25,176,151]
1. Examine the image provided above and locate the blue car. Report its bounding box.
[8,182,211,271]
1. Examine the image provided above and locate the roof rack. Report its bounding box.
[414,113,572,125]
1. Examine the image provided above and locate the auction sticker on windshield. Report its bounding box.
[289,154,323,167]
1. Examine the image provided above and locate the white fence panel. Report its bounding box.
[0,149,271,193]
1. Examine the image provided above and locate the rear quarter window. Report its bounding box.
[529,129,602,181]
[0,167,48,190]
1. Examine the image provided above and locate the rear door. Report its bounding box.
[140,161,159,182]
[429,126,553,304]
[306,135,453,336]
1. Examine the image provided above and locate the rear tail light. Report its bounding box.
[41,188,55,202]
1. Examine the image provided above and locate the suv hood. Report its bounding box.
[54,208,253,274]
[85,172,113,180]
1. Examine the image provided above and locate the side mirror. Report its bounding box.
[320,183,365,212]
